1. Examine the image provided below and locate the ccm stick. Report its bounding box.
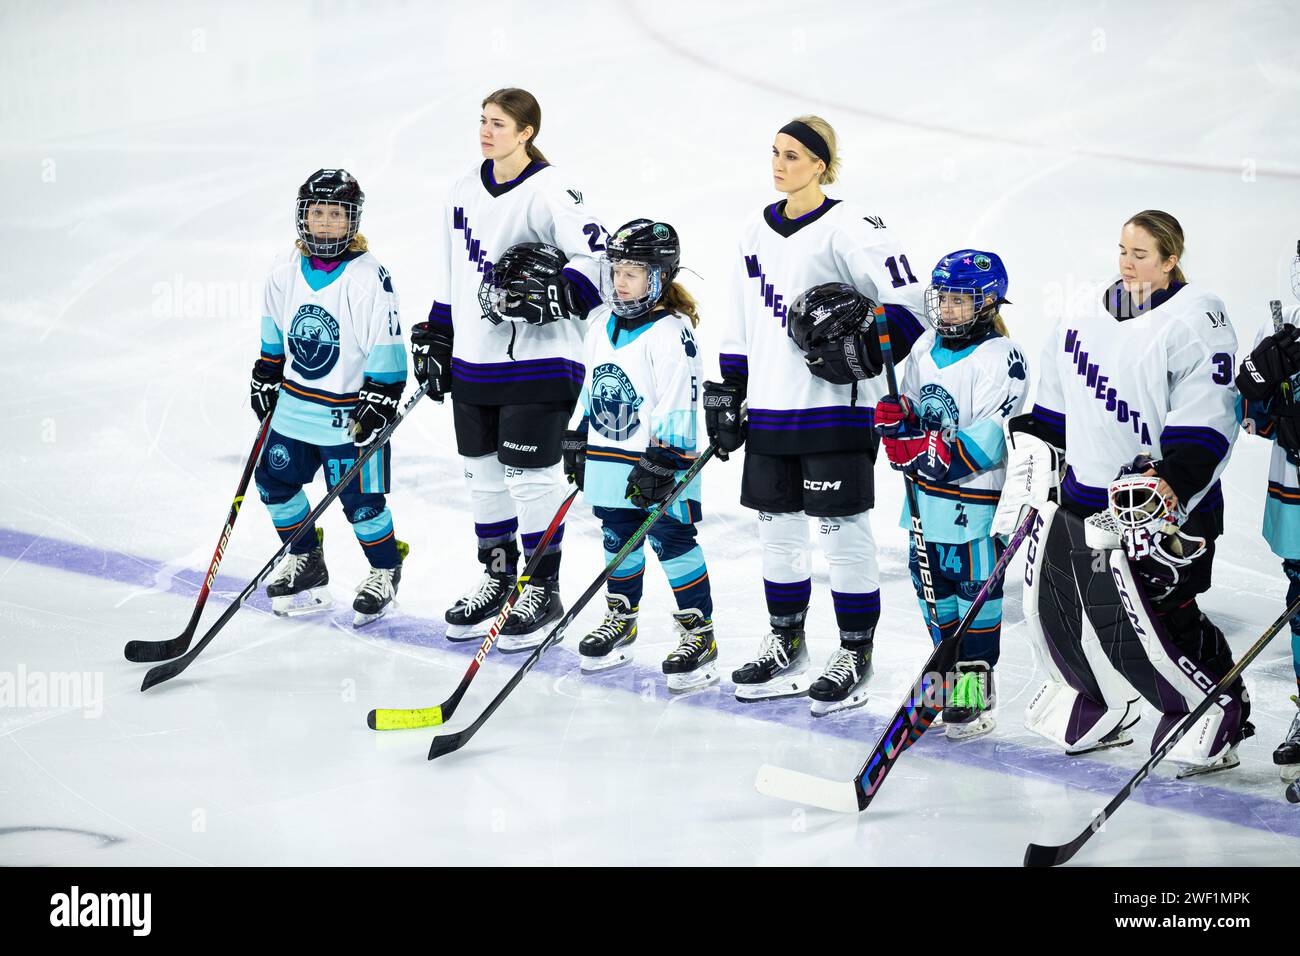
[755,506,1038,812]
[367,487,580,730]
[427,438,721,761]
[136,384,428,691]
[124,410,274,663]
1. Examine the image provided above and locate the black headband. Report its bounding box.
[778,121,831,167]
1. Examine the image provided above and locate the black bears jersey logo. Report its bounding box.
[288,304,340,380]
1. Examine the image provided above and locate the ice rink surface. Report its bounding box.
[3,0,1300,866]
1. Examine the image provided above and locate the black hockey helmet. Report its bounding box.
[787,282,875,353]
[600,219,681,318]
[296,168,364,258]
[478,241,569,325]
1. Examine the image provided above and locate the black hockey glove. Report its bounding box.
[1236,324,1300,401]
[804,329,883,385]
[500,273,578,326]
[625,448,681,509]
[250,358,282,421]
[347,379,403,448]
[1275,403,1300,461]
[562,429,587,491]
[702,379,746,461]
[410,320,453,402]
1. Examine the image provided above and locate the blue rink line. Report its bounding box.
[4,525,1300,847]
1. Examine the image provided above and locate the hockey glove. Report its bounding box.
[991,422,1062,535]
[1237,324,1300,401]
[562,429,587,491]
[250,358,282,421]
[804,330,883,385]
[702,379,746,461]
[1275,403,1300,462]
[883,430,952,482]
[498,272,579,326]
[626,448,681,509]
[410,320,453,402]
[347,379,403,448]
[873,395,918,437]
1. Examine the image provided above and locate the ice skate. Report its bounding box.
[444,569,516,641]
[808,637,873,716]
[351,541,407,628]
[267,529,331,617]
[496,576,563,653]
[663,609,718,694]
[732,613,811,702]
[1272,697,1300,783]
[942,660,996,741]
[579,594,638,673]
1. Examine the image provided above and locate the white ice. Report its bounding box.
[3,0,1300,866]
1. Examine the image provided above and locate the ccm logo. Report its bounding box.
[803,479,842,491]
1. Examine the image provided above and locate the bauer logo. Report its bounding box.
[590,363,643,441]
[268,443,291,471]
[288,304,341,380]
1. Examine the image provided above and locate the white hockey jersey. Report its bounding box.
[1239,305,1300,559]
[429,160,608,406]
[579,310,703,524]
[718,198,926,455]
[896,329,1029,543]
[1033,280,1238,532]
[260,250,406,447]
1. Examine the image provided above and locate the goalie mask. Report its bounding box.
[1107,470,1207,601]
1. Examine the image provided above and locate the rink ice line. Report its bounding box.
[4,524,1300,847]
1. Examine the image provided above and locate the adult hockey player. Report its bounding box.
[409,88,608,652]
[1235,240,1300,779]
[1000,209,1251,775]
[706,114,925,713]
[562,219,717,692]
[875,250,1028,739]
[252,168,409,626]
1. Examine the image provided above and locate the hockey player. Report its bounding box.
[561,220,717,692]
[1234,240,1300,780]
[409,88,608,652]
[252,169,409,626]
[705,115,926,714]
[874,250,1028,740]
[1003,209,1250,774]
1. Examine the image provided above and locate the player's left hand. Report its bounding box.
[347,379,403,448]
[883,430,952,482]
[625,447,681,509]
[1142,467,1180,512]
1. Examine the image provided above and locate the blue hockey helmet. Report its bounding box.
[923,249,1009,343]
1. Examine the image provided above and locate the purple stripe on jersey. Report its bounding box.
[719,353,749,377]
[1062,467,1108,507]
[764,578,812,600]
[749,406,875,430]
[831,589,881,613]
[428,301,452,327]
[1193,480,1224,512]
[475,518,518,540]
[452,357,585,384]
[1161,425,1230,459]
[562,267,601,312]
[883,303,925,350]
[1031,403,1066,425]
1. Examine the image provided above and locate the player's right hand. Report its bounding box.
[562,429,587,491]
[250,358,282,421]
[873,395,916,437]
[410,320,453,402]
[1237,324,1300,401]
[702,380,746,461]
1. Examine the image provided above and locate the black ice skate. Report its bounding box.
[579,594,638,673]
[497,576,563,653]
[808,635,873,717]
[267,528,331,617]
[1274,697,1300,783]
[732,612,810,702]
[352,540,408,628]
[444,570,516,641]
[941,660,996,741]
[663,609,718,694]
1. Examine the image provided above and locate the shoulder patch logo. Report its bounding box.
[1006,348,1026,380]
[378,266,394,293]
[590,362,644,441]
[863,216,886,229]
[566,188,584,205]
[288,304,341,380]
[680,326,697,358]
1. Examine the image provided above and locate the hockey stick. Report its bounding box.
[367,486,580,730]
[1274,299,1293,403]
[1025,589,1300,867]
[137,384,429,691]
[124,410,274,663]
[427,439,720,760]
[754,506,1038,812]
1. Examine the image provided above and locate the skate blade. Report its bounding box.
[944,714,996,741]
[580,648,634,673]
[1175,752,1240,779]
[809,689,869,717]
[352,601,396,629]
[1065,734,1134,756]
[496,628,562,655]
[734,671,811,702]
[444,621,491,642]
[271,589,332,617]
[1279,763,1300,784]
[666,663,720,695]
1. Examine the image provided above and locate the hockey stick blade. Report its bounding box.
[367,488,580,731]
[754,764,859,813]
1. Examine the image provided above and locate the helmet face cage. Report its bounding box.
[1108,474,1173,535]
[788,284,869,352]
[478,267,544,326]
[923,282,995,342]
[296,198,361,257]
[599,256,664,318]
[476,243,568,326]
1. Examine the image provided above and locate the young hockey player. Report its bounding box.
[706,114,926,714]
[1006,209,1251,774]
[1234,240,1300,780]
[409,88,608,652]
[252,168,409,626]
[561,220,717,692]
[874,250,1028,740]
